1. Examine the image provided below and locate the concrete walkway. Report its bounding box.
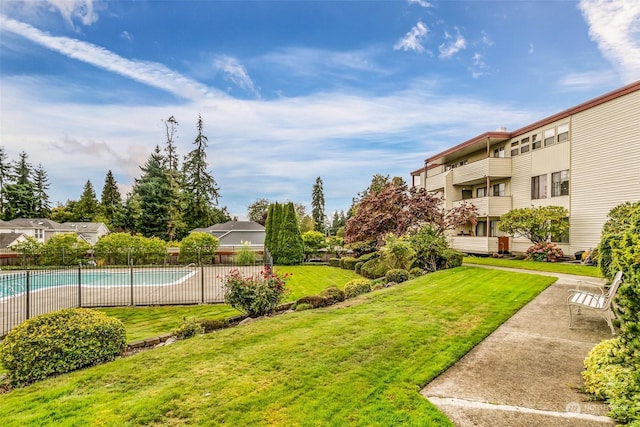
[421,265,615,426]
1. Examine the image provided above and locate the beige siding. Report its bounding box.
[570,89,640,253]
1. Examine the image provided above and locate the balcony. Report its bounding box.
[449,236,507,254]
[453,196,512,217]
[424,169,449,192]
[451,157,512,186]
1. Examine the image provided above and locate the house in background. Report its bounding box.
[191,220,266,263]
[0,232,27,249]
[411,80,640,256]
[3,218,76,243]
[63,222,110,245]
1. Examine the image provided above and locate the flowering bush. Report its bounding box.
[223,269,290,317]
[526,242,564,262]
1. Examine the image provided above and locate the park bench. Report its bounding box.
[567,270,623,335]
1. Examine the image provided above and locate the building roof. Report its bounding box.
[192,221,266,247]
[7,218,75,231]
[0,232,25,249]
[424,80,640,164]
[63,222,109,233]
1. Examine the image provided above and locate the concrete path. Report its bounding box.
[421,265,615,426]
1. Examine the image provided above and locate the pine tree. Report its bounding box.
[182,114,221,230]
[2,151,38,220]
[33,163,51,217]
[265,202,276,256]
[100,170,123,226]
[275,202,304,265]
[75,180,99,221]
[133,146,172,239]
[162,115,186,241]
[0,147,10,216]
[311,176,326,233]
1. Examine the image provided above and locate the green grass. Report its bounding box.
[464,256,602,277]
[0,267,556,426]
[99,265,361,341]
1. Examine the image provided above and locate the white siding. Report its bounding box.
[570,89,640,253]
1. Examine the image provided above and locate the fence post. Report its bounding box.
[25,270,30,320]
[129,265,134,306]
[77,266,82,307]
[200,262,205,303]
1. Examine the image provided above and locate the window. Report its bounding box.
[532,133,542,150]
[476,221,487,237]
[476,187,486,198]
[462,189,473,200]
[35,229,44,239]
[511,142,519,157]
[531,174,547,199]
[491,183,505,196]
[520,137,530,153]
[544,128,555,146]
[557,124,569,143]
[493,147,505,158]
[489,220,500,237]
[552,170,569,196]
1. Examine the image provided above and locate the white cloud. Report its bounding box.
[528,43,534,54]
[470,52,488,79]
[439,29,466,58]
[394,21,429,52]
[559,70,619,90]
[46,0,98,27]
[481,31,493,47]
[0,15,224,101]
[214,55,260,98]
[578,0,640,83]
[408,0,432,8]
[120,30,132,41]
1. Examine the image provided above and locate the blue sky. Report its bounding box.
[1,0,639,221]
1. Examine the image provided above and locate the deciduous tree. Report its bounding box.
[498,206,569,244]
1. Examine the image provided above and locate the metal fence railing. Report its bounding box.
[0,256,272,337]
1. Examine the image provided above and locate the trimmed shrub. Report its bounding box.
[174,318,204,340]
[0,308,126,386]
[295,303,313,311]
[360,257,390,279]
[319,286,345,305]
[223,269,290,317]
[340,256,358,270]
[198,318,229,333]
[354,261,364,274]
[441,249,464,269]
[234,243,257,265]
[296,295,328,308]
[356,252,379,263]
[328,258,341,268]
[385,269,410,283]
[344,278,372,299]
[409,267,425,278]
[372,283,385,291]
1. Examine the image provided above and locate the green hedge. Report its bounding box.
[340,256,358,270]
[0,308,126,386]
[360,257,390,279]
[385,269,410,283]
[344,279,372,299]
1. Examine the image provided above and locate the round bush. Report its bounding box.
[0,308,126,386]
[385,269,410,283]
[340,256,358,270]
[296,295,328,308]
[198,318,229,333]
[356,252,379,263]
[319,286,345,305]
[174,318,205,340]
[583,337,626,400]
[328,258,341,268]
[344,278,372,299]
[409,267,426,278]
[354,261,364,274]
[360,258,390,279]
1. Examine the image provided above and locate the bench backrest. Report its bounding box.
[603,271,624,309]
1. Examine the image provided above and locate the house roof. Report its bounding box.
[7,218,75,231]
[0,232,25,249]
[424,79,640,164]
[191,221,266,246]
[63,222,109,233]
[0,219,14,229]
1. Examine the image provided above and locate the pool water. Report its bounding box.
[0,269,194,299]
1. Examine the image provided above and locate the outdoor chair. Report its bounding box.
[567,270,623,335]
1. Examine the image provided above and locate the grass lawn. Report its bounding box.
[464,256,602,277]
[98,265,362,342]
[0,267,556,426]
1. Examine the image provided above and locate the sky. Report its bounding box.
[1,0,639,222]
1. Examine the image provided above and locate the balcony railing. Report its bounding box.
[451,157,512,185]
[453,196,512,217]
[449,236,504,254]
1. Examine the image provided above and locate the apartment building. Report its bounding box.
[411,80,640,256]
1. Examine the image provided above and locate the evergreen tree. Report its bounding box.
[2,151,38,220]
[74,180,99,221]
[311,176,326,233]
[162,116,186,241]
[133,146,173,239]
[275,202,304,265]
[182,114,221,230]
[33,163,51,217]
[0,147,10,215]
[100,170,123,227]
[264,202,276,256]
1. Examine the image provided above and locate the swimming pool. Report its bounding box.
[0,269,196,299]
